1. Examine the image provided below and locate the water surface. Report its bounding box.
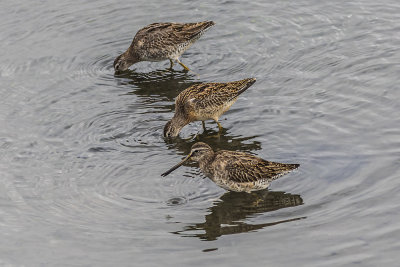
[1,0,400,266]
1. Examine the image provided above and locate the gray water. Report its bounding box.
[1,0,400,266]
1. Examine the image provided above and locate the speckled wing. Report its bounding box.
[131,21,214,56]
[221,151,300,183]
[183,78,256,112]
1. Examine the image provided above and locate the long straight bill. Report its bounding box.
[161,154,192,177]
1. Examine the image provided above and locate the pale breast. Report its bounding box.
[215,179,271,192]
[218,99,237,118]
[188,98,238,122]
[140,41,193,61]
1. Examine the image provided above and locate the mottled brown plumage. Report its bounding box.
[114,21,215,72]
[164,78,256,137]
[161,142,299,193]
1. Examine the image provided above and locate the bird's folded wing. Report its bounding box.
[225,155,297,183]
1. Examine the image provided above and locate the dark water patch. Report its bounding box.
[1,0,400,266]
[172,190,305,241]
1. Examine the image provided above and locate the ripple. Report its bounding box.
[166,197,188,206]
[74,54,115,82]
[1,0,400,265]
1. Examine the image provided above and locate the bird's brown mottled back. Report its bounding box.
[178,78,256,111]
[163,78,256,137]
[114,21,214,72]
[130,21,215,61]
[161,142,299,192]
[218,151,300,183]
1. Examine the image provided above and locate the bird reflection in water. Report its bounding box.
[115,68,198,103]
[165,126,262,155]
[172,190,305,241]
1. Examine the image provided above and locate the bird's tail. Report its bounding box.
[229,78,257,100]
[187,21,215,40]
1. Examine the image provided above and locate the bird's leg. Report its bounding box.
[204,120,222,139]
[176,58,190,71]
[251,194,263,206]
[175,58,201,78]
[216,121,223,133]
[202,121,207,131]
[169,59,174,69]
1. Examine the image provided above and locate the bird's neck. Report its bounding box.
[171,115,190,129]
[198,152,215,173]
[125,50,140,64]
